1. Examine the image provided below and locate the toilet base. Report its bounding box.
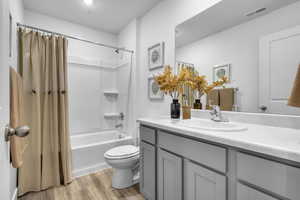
[112,168,134,189]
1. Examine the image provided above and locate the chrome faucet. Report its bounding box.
[120,112,124,120]
[210,105,228,122]
[115,124,123,129]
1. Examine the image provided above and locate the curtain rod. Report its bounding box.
[17,23,134,54]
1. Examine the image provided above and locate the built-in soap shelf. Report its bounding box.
[104,113,120,118]
[103,90,119,96]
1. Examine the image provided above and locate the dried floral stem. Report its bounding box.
[154,65,228,100]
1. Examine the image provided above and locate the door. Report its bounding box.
[0,0,12,200]
[259,25,300,115]
[158,148,182,200]
[184,160,226,200]
[237,183,277,200]
[140,141,156,200]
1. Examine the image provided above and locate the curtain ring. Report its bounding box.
[32,89,36,95]
[48,90,51,95]
[61,90,66,94]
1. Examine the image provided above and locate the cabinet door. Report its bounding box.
[140,142,156,200]
[158,148,182,200]
[237,183,277,200]
[184,160,226,200]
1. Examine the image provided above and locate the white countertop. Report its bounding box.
[138,117,300,163]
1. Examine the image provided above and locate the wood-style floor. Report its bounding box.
[19,168,145,200]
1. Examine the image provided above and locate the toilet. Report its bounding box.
[104,145,139,189]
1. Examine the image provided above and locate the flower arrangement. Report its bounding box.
[154,65,193,99]
[154,65,228,99]
[192,75,228,99]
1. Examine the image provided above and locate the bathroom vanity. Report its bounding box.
[138,118,300,200]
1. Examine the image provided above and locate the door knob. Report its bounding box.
[5,125,30,141]
[259,105,267,112]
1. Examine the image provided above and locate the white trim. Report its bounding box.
[11,188,18,200]
[72,163,110,178]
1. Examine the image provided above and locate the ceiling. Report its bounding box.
[176,0,300,48]
[23,0,162,34]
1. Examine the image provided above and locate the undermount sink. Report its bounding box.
[176,118,248,132]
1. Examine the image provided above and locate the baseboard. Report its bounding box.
[11,188,18,200]
[72,163,110,178]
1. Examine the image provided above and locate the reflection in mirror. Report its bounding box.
[175,0,300,115]
[176,61,195,107]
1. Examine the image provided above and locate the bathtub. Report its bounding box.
[71,130,133,177]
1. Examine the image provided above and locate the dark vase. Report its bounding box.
[193,99,202,109]
[171,99,180,119]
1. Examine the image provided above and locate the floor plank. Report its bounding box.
[19,169,144,200]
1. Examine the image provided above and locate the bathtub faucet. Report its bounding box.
[115,124,123,129]
[120,112,124,120]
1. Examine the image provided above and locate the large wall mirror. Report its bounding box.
[175,0,300,115]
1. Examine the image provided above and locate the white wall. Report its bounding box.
[24,10,117,61]
[137,0,222,118]
[24,11,121,135]
[176,1,300,112]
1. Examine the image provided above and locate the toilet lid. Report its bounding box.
[105,145,139,159]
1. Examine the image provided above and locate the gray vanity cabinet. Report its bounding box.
[184,160,226,200]
[140,126,157,200]
[237,183,277,200]
[237,152,300,200]
[140,141,156,200]
[158,148,182,200]
[139,124,300,200]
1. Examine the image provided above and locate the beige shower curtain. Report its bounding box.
[18,29,72,196]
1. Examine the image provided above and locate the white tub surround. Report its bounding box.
[138,117,300,163]
[71,131,133,177]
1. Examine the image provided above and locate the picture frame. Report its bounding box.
[213,64,231,82]
[148,42,165,70]
[148,77,164,100]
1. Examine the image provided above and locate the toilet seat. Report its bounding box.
[104,145,139,160]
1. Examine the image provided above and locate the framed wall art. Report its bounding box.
[213,64,231,82]
[148,42,165,70]
[148,77,164,100]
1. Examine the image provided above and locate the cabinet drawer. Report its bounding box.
[237,183,277,200]
[237,152,300,200]
[140,126,156,144]
[158,131,227,173]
